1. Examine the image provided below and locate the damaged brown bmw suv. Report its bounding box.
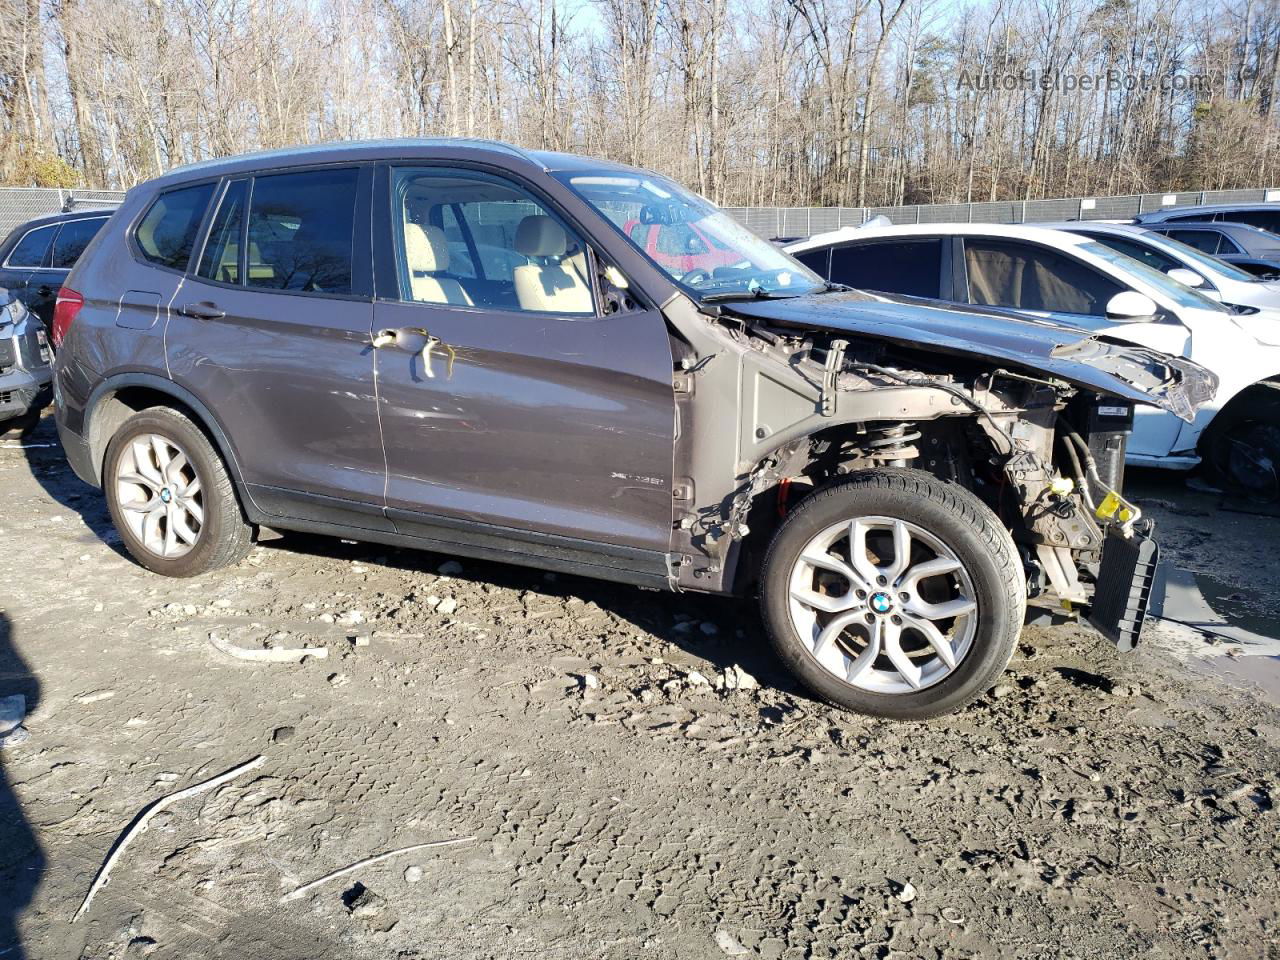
[52,140,1214,718]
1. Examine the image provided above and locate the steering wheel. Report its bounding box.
[679,267,713,285]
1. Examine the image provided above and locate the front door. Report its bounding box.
[371,165,676,576]
[166,167,387,529]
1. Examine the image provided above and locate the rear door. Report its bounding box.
[167,166,387,529]
[371,163,676,571]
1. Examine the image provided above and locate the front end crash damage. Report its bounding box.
[663,293,1215,651]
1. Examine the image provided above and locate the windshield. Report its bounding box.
[1140,231,1260,284]
[1078,241,1231,313]
[558,171,823,299]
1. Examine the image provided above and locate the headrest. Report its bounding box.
[515,215,568,258]
[405,222,449,273]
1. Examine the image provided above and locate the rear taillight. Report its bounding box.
[52,287,84,348]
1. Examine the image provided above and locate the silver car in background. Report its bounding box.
[0,293,53,433]
[1048,220,1280,317]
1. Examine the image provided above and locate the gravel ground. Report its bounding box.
[1,414,1278,960]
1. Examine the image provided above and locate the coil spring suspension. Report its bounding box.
[867,422,922,466]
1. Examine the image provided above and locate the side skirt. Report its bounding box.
[241,484,677,592]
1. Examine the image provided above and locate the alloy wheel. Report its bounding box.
[114,433,204,559]
[786,515,978,694]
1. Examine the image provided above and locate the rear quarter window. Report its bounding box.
[135,183,216,271]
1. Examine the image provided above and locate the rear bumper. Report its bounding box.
[56,412,97,486]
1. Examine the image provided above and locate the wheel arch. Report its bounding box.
[718,418,979,595]
[1181,374,1280,450]
[83,373,249,495]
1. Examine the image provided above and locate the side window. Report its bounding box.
[792,247,830,278]
[135,183,215,270]
[197,180,248,284]
[1216,234,1243,254]
[392,167,595,316]
[829,239,942,298]
[6,225,56,268]
[964,240,1122,315]
[245,168,358,294]
[1085,234,1180,272]
[1167,230,1221,254]
[50,217,107,269]
[1230,211,1280,233]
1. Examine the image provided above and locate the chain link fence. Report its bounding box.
[0,187,125,238]
[724,187,1280,240]
[3,183,1278,246]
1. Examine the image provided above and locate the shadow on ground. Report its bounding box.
[258,529,808,704]
[0,612,43,959]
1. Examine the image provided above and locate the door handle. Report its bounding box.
[37,285,53,297]
[372,327,456,379]
[179,301,225,320]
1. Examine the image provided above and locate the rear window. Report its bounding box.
[136,183,216,270]
[830,239,943,298]
[50,217,108,269]
[6,224,56,268]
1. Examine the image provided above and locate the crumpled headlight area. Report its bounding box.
[1166,355,1219,417]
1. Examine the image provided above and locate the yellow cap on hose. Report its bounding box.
[1095,490,1134,524]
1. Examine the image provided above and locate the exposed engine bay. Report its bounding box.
[662,292,1214,650]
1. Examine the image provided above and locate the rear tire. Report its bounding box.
[104,407,252,577]
[760,469,1025,720]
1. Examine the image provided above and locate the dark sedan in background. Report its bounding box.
[0,208,114,332]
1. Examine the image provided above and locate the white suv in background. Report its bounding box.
[787,223,1280,498]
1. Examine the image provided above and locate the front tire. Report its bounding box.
[104,407,252,577]
[1199,385,1280,502]
[760,469,1025,720]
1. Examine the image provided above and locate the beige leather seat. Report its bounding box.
[513,216,593,314]
[405,223,472,306]
[213,242,274,283]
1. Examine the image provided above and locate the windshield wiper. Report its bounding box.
[699,289,797,304]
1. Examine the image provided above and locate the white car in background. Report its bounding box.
[786,223,1280,497]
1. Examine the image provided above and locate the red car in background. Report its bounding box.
[624,218,742,275]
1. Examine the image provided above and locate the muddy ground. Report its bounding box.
[1,413,1278,960]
